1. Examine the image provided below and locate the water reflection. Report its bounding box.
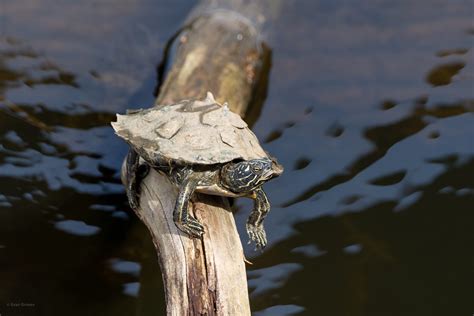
[293,158,311,171]
[426,62,465,86]
[0,1,187,313]
[250,158,474,315]
[239,1,473,315]
[325,122,344,138]
[436,48,469,57]
[283,100,473,207]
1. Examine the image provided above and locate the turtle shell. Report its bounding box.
[111,92,268,165]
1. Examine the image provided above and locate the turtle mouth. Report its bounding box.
[261,168,275,181]
[260,160,284,182]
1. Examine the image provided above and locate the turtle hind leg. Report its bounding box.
[173,172,204,238]
[125,149,149,211]
[246,187,270,250]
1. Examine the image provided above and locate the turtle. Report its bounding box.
[111,92,283,249]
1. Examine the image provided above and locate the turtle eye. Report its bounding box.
[252,165,262,173]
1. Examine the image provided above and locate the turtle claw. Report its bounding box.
[176,216,205,238]
[246,223,267,250]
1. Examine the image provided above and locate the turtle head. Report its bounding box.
[221,158,283,193]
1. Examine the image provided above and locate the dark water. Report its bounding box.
[1,1,473,315]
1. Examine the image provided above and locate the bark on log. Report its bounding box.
[128,2,277,315]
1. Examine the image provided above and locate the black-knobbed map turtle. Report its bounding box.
[111,92,283,249]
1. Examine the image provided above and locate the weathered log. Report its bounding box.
[127,2,279,315]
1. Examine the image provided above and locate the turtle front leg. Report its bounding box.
[246,187,270,250]
[173,173,205,238]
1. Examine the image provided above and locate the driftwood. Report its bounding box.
[124,1,280,315]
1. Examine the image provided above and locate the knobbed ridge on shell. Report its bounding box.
[111,92,268,165]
